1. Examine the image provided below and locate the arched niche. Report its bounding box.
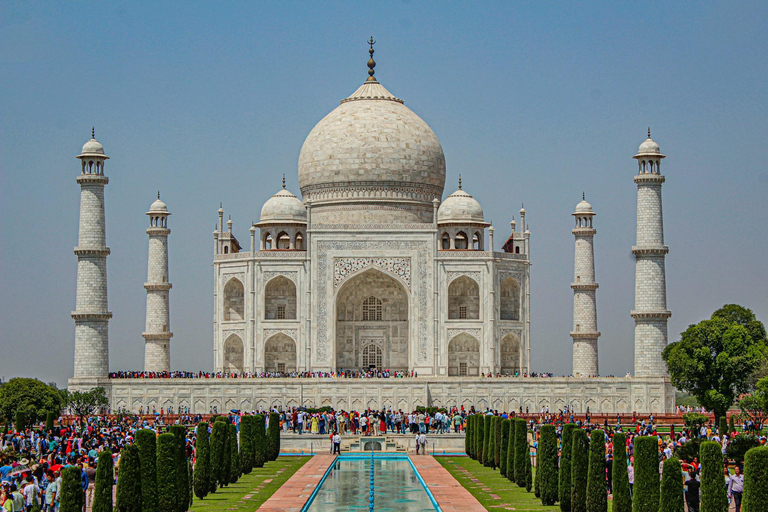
[223,334,244,373]
[500,332,521,375]
[223,278,244,321]
[500,276,520,321]
[265,276,297,320]
[448,276,479,320]
[264,333,297,373]
[447,333,479,376]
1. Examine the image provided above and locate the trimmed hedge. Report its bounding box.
[239,416,254,473]
[515,419,528,487]
[222,421,232,486]
[500,419,511,478]
[586,429,606,512]
[539,425,558,505]
[116,444,142,512]
[571,428,589,512]
[157,433,178,512]
[209,420,228,489]
[559,423,577,511]
[466,415,473,458]
[506,418,515,482]
[268,412,280,461]
[193,422,210,500]
[477,414,485,464]
[135,429,158,512]
[728,415,736,435]
[254,414,267,468]
[742,446,768,512]
[659,457,684,512]
[229,423,240,483]
[45,411,55,432]
[494,416,502,469]
[93,449,114,512]
[169,425,190,511]
[611,433,632,512]
[484,415,493,468]
[632,436,660,512]
[700,441,728,512]
[59,465,84,512]
[14,411,25,432]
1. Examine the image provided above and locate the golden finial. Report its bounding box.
[582,192,585,200]
[458,174,462,189]
[91,127,95,139]
[157,191,160,199]
[647,127,651,138]
[367,36,376,80]
[282,173,286,189]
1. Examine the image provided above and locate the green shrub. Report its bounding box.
[116,444,142,512]
[500,419,511,478]
[169,425,190,510]
[465,415,472,458]
[674,438,702,463]
[571,428,589,512]
[59,465,84,512]
[484,415,493,467]
[253,414,267,468]
[157,433,178,512]
[268,412,280,461]
[659,457,684,512]
[92,449,114,512]
[700,441,728,512]
[742,446,768,512]
[586,429,606,512]
[725,434,760,464]
[45,411,55,432]
[728,415,736,434]
[229,423,240,483]
[539,425,558,506]
[135,429,158,512]
[611,433,632,512]
[193,422,210,500]
[239,416,254,473]
[718,417,728,437]
[486,416,497,469]
[559,423,577,511]
[682,413,709,434]
[477,415,485,464]
[221,421,232,486]
[526,451,533,492]
[632,436,660,512]
[209,420,228,490]
[494,416,502,469]
[14,410,25,432]
[506,418,515,482]
[515,419,528,487]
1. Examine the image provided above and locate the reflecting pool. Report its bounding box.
[305,455,439,511]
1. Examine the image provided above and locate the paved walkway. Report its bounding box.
[410,454,486,511]
[259,454,336,512]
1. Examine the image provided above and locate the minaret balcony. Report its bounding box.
[631,245,669,255]
[146,227,171,235]
[144,282,172,291]
[570,282,598,290]
[142,332,173,340]
[71,310,113,320]
[634,174,665,184]
[630,310,672,319]
[76,174,109,185]
[571,227,596,235]
[73,246,111,256]
[570,331,601,338]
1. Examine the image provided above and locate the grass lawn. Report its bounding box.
[436,457,613,512]
[190,456,310,511]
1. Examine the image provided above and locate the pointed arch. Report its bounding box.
[223,334,244,373]
[448,333,479,376]
[276,231,290,250]
[500,277,520,321]
[441,232,450,250]
[500,332,521,375]
[455,231,468,250]
[448,275,479,319]
[265,276,297,320]
[264,333,297,373]
[223,278,244,321]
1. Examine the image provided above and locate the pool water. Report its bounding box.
[305,456,439,511]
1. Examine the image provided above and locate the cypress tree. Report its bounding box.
[571,428,589,512]
[221,421,232,486]
[254,414,267,468]
[229,423,240,483]
[494,416,502,469]
[92,449,114,512]
[500,419,511,477]
[526,449,533,492]
[742,445,768,512]
[515,419,528,487]
[268,412,280,461]
[718,417,728,437]
[506,418,515,482]
[585,429,607,512]
[193,422,210,500]
[209,420,228,490]
[45,411,55,432]
[465,415,472,458]
[700,441,728,512]
[135,429,158,512]
[659,457,684,512]
[539,424,559,506]
[115,444,142,512]
[14,411,25,432]
[486,416,496,468]
[188,459,194,509]
[477,414,485,464]
[170,425,190,511]
[59,465,84,512]
[611,433,632,512]
[559,423,577,512]
[157,433,178,512]
[239,416,254,473]
[484,415,493,467]
[728,415,736,435]
[632,436,660,512]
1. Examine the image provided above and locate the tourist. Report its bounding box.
[728,465,744,512]
[44,472,57,512]
[415,432,428,455]
[684,467,700,512]
[332,432,341,454]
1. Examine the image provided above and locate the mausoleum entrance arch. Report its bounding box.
[223,334,244,373]
[264,333,297,373]
[448,333,480,376]
[334,268,409,372]
[500,332,522,375]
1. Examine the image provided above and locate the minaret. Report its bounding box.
[631,129,670,377]
[72,129,111,380]
[142,193,173,372]
[570,194,600,377]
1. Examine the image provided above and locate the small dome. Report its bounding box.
[574,199,593,214]
[81,138,105,155]
[637,137,660,154]
[149,198,168,213]
[438,189,485,224]
[260,188,306,224]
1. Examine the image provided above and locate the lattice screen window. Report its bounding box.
[277,362,286,373]
[277,305,286,319]
[459,306,468,319]
[362,344,383,368]
[459,362,468,376]
[362,296,383,321]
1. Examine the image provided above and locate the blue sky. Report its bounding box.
[1,1,767,386]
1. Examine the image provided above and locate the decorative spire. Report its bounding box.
[91,127,95,139]
[648,127,651,138]
[366,36,376,81]
[157,191,161,199]
[282,173,286,189]
[583,191,585,200]
[458,174,462,190]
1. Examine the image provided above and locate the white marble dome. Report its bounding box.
[438,189,485,224]
[297,77,446,224]
[637,135,661,155]
[149,197,168,213]
[260,187,306,224]
[574,199,593,214]
[80,138,105,156]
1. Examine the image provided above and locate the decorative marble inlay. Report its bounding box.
[446,328,482,341]
[446,271,481,284]
[499,270,524,283]
[263,271,298,285]
[500,328,523,340]
[263,328,298,342]
[334,257,411,290]
[222,329,245,341]
[221,273,246,286]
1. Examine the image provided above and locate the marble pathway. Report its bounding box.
[258,454,336,512]
[410,454,486,511]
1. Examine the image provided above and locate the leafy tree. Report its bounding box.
[515,419,528,487]
[712,304,767,345]
[571,429,589,512]
[675,438,703,462]
[135,429,158,512]
[664,308,767,423]
[209,420,228,490]
[157,433,178,512]
[559,423,577,511]
[728,414,736,434]
[254,414,267,468]
[632,437,659,512]
[700,441,728,512]
[239,416,254,473]
[612,433,632,512]
[0,378,65,425]
[116,444,142,512]
[465,414,471,457]
[193,422,210,500]
[506,419,515,482]
[659,457,684,512]
[586,430,606,512]
[268,412,280,461]
[93,449,114,512]
[526,451,533,493]
[500,419,511,478]
[718,417,728,437]
[229,423,240,483]
[742,446,768,512]
[682,412,710,434]
[67,387,109,422]
[169,425,190,511]
[739,376,768,426]
[539,424,558,506]
[726,435,760,464]
[59,466,84,512]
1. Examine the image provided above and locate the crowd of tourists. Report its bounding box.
[107,369,613,379]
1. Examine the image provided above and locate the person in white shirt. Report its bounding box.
[416,433,427,455]
[728,466,744,512]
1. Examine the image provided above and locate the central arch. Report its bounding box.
[264,333,297,373]
[335,268,409,371]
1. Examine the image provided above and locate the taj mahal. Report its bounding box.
[68,44,674,414]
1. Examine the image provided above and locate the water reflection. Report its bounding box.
[306,458,437,511]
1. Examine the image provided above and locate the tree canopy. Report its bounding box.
[67,387,110,420]
[0,377,66,423]
[739,376,768,426]
[663,305,767,422]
